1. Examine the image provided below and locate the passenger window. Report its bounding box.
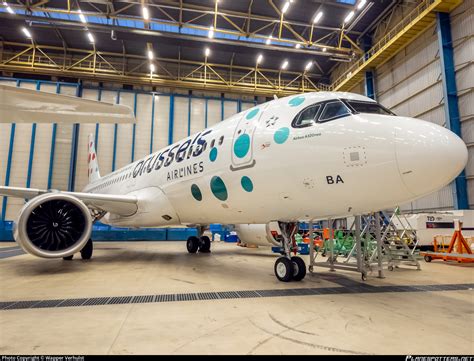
[210,139,215,148]
[292,105,320,128]
[318,101,351,122]
[218,136,224,145]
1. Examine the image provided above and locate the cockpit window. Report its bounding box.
[318,101,351,122]
[344,100,395,115]
[292,104,321,128]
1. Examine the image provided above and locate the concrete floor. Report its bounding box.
[0,240,473,355]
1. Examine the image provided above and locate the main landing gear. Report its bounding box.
[274,223,307,282]
[62,239,94,261]
[186,235,211,254]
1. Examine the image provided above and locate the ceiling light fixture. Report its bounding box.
[3,2,14,14]
[21,27,32,38]
[344,11,355,24]
[208,26,215,39]
[313,11,323,24]
[142,6,149,20]
[78,9,87,23]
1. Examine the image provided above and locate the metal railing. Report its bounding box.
[329,0,439,91]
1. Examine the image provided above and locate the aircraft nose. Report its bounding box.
[395,118,468,198]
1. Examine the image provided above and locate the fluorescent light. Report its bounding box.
[322,47,327,52]
[205,47,210,57]
[3,2,14,14]
[148,50,154,60]
[150,63,155,72]
[313,11,323,24]
[295,43,301,49]
[357,0,367,10]
[265,35,272,45]
[78,9,87,23]
[208,26,214,39]
[142,6,149,20]
[281,60,288,70]
[87,32,94,43]
[256,54,263,64]
[21,27,32,38]
[281,1,290,14]
[344,11,355,23]
[305,61,313,71]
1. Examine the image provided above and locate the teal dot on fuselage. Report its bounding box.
[210,176,228,201]
[191,184,202,201]
[210,147,218,162]
[289,96,305,107]
[233,134,250,158]
[241,176,253,192]
[274,127,290,144]
[246,108,260,120]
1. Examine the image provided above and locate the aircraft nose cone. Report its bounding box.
[395,118,468,198]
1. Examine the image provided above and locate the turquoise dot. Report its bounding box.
[274,127,290,144]
[289,96,305,107]
[209,147,218,162]
[191,184,202,201]
[234,134,250,158]
[210,176,228,201]
[241,176,253,192]
[246,108,259,120]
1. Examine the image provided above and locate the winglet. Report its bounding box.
[87,134,101,183]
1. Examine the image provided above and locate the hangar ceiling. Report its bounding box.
[0,0,460,95]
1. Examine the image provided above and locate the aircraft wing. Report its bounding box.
[0,84,135,124]
[0,186,138,216]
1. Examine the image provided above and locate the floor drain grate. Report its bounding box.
[155,294,175,303]
[176,293,197,302]
[197,292,220,300]
[84,297,111,306]
[131,295,154,304]
[57,298,88,308]
[2,283,472,311]
[217,291,239,299]
[108,296,133,305]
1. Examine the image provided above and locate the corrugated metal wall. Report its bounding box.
[452,0,474,209]
[374,0,473,211]
[0,78,256,222]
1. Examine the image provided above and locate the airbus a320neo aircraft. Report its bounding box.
[0,86,468,281]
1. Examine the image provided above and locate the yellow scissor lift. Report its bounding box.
[331,0,463,92]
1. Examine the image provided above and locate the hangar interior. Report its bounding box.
[0,0,473,355]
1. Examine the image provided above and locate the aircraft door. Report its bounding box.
[230,104,268,171]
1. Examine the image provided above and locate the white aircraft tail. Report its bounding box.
[87,134,101,183]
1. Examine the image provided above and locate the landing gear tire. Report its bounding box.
[80,239,93,260]
[199,236,211,253]
[291,256,306,281]
[63,255,74,261]
[361,273,367,281]
[187,236,200,254]
[274,257,294,282]
[424,255,432,263]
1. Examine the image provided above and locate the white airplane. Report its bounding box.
[0,89,468,282]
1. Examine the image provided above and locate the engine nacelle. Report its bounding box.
[13,193,92,258]
[234,222,282,247]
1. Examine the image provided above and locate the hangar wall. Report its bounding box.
[0,78,256,225]
[373,0,473,211]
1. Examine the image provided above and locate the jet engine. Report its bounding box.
[13,193,92,258]
[234,222,282,247]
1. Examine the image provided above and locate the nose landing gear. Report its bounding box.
[274,222,307,282]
